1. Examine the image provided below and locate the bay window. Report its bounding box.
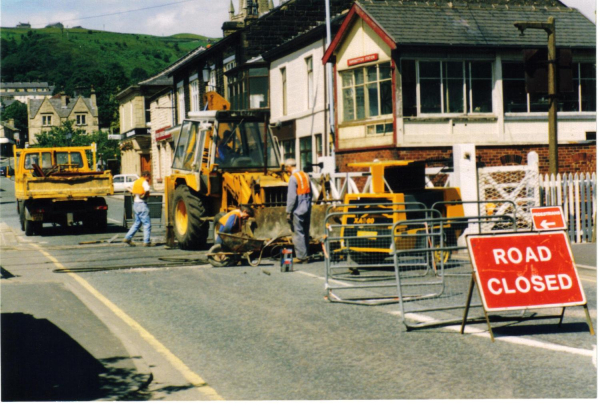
[341,62,392,122]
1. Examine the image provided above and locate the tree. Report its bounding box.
[0,101,28,134]
[33,120,89,147]
[32,121,121,167]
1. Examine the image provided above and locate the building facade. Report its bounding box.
[1,82,54,106]
[116,76,172,178]
[323,0,596,173]
[27,91,99,144]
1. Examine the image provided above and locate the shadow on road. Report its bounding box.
[1,312,151,401]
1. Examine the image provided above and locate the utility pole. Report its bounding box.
[514,17,558,175]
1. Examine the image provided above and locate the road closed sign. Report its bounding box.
[467,231,586,311]
[531,206,566,231]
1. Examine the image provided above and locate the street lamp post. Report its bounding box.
[514,17,558,175]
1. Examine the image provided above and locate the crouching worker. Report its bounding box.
[215,205,254,245]
[285,158,312,263]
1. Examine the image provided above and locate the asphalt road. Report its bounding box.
[1,176,597,400]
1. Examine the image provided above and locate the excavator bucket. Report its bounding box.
[250,204,329,240]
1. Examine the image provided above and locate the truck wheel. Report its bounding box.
[172,186,208,250]
[19,203,25,231]
[24,219,34,236]
[96,212,108,232]
[207,244,240,267]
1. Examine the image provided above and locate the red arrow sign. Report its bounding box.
[467,232,586,311]
[531,206,566,231]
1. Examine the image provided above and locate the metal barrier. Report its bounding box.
[392,214,518,330]
[324,202,436,305]
[123,193,164,229]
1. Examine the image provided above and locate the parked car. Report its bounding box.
[112,174,139,193]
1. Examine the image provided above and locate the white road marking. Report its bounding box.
[576,264,597,270]
[301,271,595,359]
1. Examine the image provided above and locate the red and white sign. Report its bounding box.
[467,231,586,311]
[347,53,379,67]
[531,206,566,231]
[155,126,172,142]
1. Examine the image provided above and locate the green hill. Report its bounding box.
[0,27,219,129]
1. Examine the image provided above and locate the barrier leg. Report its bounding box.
[460,276,475,334]
[557,307,566,327]
[583,304,595,336]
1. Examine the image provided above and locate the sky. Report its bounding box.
[0,0,596,38]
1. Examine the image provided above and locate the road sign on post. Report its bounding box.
[531,206,566,231]
[461,231,594,341]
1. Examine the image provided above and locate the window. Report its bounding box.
[76,114,86,125]
[306,56,314,108]
[419,60,492,114]
[281,139,295,160]
[177,82,185,123]
[249,67,268,109]
[314,133,323,158]
[56,152,83,168]
[24,152,52,169]
[190,79,200,111]
[172,120,201,170]
[281,67,287,115]
[504,62,596,113]
[42,115,52,126]
[341,63,392,122]
[559,62,596,112]
[299,136,312,172]
[402,60,492,115]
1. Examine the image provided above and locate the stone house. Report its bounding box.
[322,0,596,173]
[1,82,54,106]
[27,91,99,144]
[116,76,172,178]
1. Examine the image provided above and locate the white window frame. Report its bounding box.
[177,81,185,123]
[306,56,314,109]
[415,59,494,116]
[76,114,86,125]
[340,62,393,123]
[281,67,287,116]
[190,78,200,112]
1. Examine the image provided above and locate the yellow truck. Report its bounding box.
[164,92,327,251]
[14,144,113,236]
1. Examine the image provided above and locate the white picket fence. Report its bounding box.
[540,172,596,243]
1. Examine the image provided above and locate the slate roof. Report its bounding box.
[29,96,98,119]
[356,0,595,48]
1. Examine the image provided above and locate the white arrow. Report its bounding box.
[540,220,556,229]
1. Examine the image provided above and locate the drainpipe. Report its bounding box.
[325,0,335,168]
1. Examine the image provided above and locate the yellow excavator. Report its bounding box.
[164,92,327,251]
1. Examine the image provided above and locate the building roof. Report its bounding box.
[1,82,54,90]
[169,0,355,76]
[354,0,595,49]
[29,96,98,119]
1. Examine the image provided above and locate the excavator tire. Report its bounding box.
[172,185,208,250]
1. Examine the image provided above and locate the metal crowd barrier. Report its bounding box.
[324,202,437,305]
[392,213,518,330]
[123,193,164,229]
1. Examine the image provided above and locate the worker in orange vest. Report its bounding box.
[215,205,254,245]
[123,171,152,246]
[285,158,312,263]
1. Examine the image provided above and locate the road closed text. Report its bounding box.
[467,232,586,310]
[487,274,572,295]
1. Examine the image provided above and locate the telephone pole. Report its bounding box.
[514,17,558,175]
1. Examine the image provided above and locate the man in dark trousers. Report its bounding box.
[285,158,312,263]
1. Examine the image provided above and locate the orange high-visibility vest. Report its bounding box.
[132,178,147,195]
[293,171,311,195]
[219,209,242,230]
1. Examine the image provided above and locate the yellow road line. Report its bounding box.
[32,243,223,400]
